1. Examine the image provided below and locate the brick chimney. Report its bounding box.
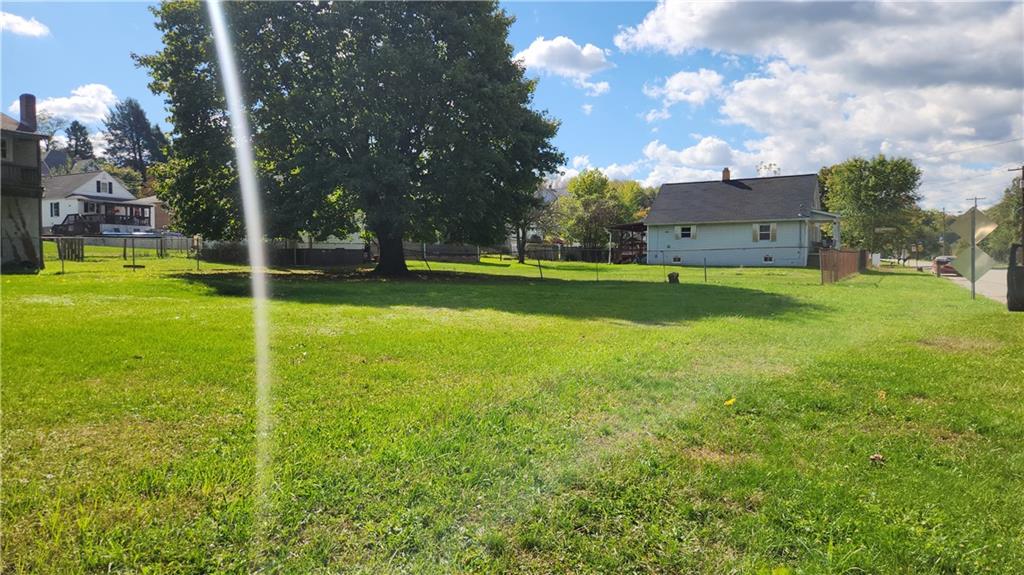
[17,94,37,133]
[722,167,730,181]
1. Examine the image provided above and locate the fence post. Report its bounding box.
[536,257,543,279]
[704,257,707,283]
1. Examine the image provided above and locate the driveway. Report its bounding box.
[943,269,1008,304]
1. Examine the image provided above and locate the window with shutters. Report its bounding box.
[758,224,772,241]
[679,225,693,239]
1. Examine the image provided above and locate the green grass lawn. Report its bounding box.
[3,245,1023,573]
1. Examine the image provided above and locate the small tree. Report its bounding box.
[821,155,922,253]
[65,120,94,159]
[610,179,657,221]
[37,112,68,151]
[558,169,630,250]
[509,185,561,263]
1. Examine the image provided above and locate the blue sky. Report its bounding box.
[3,2,1022,210]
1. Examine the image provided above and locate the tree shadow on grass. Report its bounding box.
[174,269,821,325]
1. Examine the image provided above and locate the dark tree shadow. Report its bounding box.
[174,269,821,325]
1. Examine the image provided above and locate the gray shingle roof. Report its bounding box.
[42,172,101,198]
[645,174,820,225]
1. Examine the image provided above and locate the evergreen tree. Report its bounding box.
[104,98,163,179]
[64,120,94,160]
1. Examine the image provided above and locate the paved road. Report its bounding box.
[943,269,1008,304]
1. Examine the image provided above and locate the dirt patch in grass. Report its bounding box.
[917,335,1004,353]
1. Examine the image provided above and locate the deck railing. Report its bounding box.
[1,164,41,187]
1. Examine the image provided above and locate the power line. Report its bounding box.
[925,136,1024,158]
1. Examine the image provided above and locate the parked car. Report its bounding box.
[932,256,959,276]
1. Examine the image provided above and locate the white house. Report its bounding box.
[645,169,840,267]
[42,171,154,235]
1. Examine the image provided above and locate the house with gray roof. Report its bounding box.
[645,168,840,267]
[43,170,154,235]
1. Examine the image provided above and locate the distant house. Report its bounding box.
[133,195,172,230]
[645,169,840,267]
[42,171,154,235]
[1,94,47,271]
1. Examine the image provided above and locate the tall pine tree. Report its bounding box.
[103,98,164,179]
[64,120,94,160]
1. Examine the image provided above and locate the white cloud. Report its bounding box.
[644,68,723,108]
[616,1,1024,208]
[515,35,613,96]
[644,108,671,123]
[8,84,117,124]
[640,137,747,187]
[581,103,594,115]
[601,162,640,180]
[0,11,50,37]
[576,79,609,97]
[547,157,642,189]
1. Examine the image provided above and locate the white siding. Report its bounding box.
[647,221,810,267]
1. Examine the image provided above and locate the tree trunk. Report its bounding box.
[516,225,526,264]
[373,227,410,276]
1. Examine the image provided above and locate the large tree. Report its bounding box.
[104,98,166,179]
[139,1,561,275]
[64,120,94,160]
[820,155,922,253]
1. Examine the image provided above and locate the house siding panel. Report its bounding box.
[647,221,808,267]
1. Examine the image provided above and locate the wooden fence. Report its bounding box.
[820,248,863,284]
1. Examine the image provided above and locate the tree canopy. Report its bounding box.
[139,1,562,275]
[820,155,922,253]
[556,169,631,249]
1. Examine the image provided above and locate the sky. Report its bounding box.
[2,1,1022,211]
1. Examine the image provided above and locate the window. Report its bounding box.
[96,181,102,194]
[763,255,774,264]
[49,202,60,217]
[679,225,694,239]
[84,202,96,213]
[754,223,776,242]
[672,256,682,263]
[108,182,113,194]
[1,137,8,160]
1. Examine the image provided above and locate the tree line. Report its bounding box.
[509,169,655,262]
[820,155,1020,263]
